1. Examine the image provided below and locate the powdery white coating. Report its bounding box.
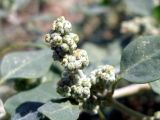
[121,17,160,35]
[45,16,117,114]
[89,65,116,85]
[52,16,72,34]
[57,72,91,101]
[61,49,89,71]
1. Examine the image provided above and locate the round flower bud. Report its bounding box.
[56,22,65,34]
[81,78,91,88]
[52,16,65,33]
[60,43,69,52]
[73,49,89,68]
[50,33,63,47]
[91,65,116,86]
[62,58,68,66]
[72,85,83,98]
[44,33,51,43]
[63,34,75,45]
[67,62,76,71]
[68,56,76,62]
[70,43,77,51]
[82,87,90,99]
[63,20,72,33]
[52,16,72,34]
[70,33,79,43]
[74,61,82,69]
[74,49,88,60]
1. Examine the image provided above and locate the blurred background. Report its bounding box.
[0,0,160,120]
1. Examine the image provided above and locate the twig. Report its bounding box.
[113,84,151,98]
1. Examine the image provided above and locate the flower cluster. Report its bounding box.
[89,65,116,85]
[62,49,89,71]
[121,17,160,35]
[82,65,116,113]
[57,71,91,101]
[45,16,90,101]
[45,16,80,60]
[45,16,117,114]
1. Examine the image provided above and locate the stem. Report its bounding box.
[98,109,107,120]
[113,84,151,98]
[110,99,150,120]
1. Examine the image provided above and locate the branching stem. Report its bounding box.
[113,83,151,98]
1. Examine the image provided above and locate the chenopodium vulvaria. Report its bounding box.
[45,16,117,113]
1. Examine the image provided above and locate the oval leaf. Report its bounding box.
[150,80,160,95]
[5,81,61,116]
[120,36,160,83]
[0,49,53,82]
[38,101,80,120]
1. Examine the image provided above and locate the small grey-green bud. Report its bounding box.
[50,33,63,46]
[82,87,90,99]
[60,43,69,52]
[70,33,79,43]
[44,33,51,43]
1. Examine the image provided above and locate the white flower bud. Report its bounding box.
[60,43,69,52]
[69,33,79,43]
[62,58,68,66]
[44,33,51,43]
[73,85,83,97]
[68,56,76,62]
[67,62,76,71]
[50,33,63,46]
[63,35,75,45]
[93,65,116,85]
[81,78,91,88]
[76,61,83,69]
[52,16,72,34]
[63,20,72,33]
[82,87,90,99]
[70,43,77,51]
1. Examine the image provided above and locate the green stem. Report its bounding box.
[98,109,107,120]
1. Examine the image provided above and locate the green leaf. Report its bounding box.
[0,49,53,82]
[38,101,80,120]
[5,81,61,116]
[150,80,160,95]
[124,0,154,15]
[120,36,160,83]
[12,112,39,120]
